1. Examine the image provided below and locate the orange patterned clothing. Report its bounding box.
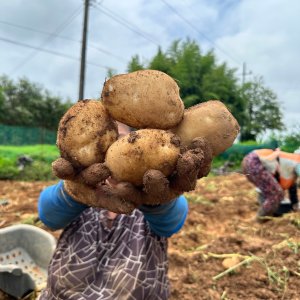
[254,149,300,190]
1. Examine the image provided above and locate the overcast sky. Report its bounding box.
[0,0,299,133]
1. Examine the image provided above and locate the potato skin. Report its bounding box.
[105,129,181,186]
[57,99,118,168]
[171,100,240,156]
[101,70,184,129]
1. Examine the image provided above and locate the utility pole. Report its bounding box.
[79,0,90,100]
[240,62,252,142]
[242,62,251,86]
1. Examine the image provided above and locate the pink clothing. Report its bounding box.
[243,152,283,215]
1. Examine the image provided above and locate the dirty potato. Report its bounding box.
[101,70,184,129]
[105,129,181,186]
[57,99,118,168]
[171,100,240,156]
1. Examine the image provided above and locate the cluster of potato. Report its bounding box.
[54,70,240,204]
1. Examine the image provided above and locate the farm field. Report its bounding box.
[1,173,300,300]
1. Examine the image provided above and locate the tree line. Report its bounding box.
[0,38,284,141]
[126,39,284,141]
[0,75,71,131]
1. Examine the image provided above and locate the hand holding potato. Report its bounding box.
[52,70,239,214]
[52,158,138,214]
[57,99,118,167]
[105,129,181,186]
[52,99,140,214]
[96,137,213,206]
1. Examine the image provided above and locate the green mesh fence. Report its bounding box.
[220,140,279,159]
[0,124,56,145]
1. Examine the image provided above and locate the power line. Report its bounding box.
[160,0,242,66]
[93,4,160,47]
[0,19,127,62]
[90,44,127,63]
[0,36,111,70]
[100,4,159,45]
[10,4,83,75]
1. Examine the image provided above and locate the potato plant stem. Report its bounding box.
[213,257,255,281]
[207,252,247,259]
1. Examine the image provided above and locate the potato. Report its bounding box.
[101,70,184,129]
[57,99,118,168]
[105,129,181,185]
[171,100,240,156]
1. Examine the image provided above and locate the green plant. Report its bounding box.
[0,157,19,179]
[16,161,56,181]
[277,128,300,152]
[0,145,59,180]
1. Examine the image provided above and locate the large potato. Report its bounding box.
[101,70,184,129]
[171,100,240,156]
[105,129,181,186]
[57,99,118,168]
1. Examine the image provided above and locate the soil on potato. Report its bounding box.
[1,174,300,300]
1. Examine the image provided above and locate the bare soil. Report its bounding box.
[1,174,300,300]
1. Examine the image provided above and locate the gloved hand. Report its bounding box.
[96,137,213,207]
[52,137,213,214]
[52,158,137,214]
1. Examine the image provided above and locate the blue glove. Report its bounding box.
[139,195,188,237]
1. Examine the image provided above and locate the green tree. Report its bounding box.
[127,55,145,72]
[278,127,300,152]
[241,77,284,141]
[0,75,71,130]
[106,68,118,78]
[126,38,283,139]
[168,39,205,104]
[202,63,246,126]
[128,39,242,114]
[149,47,172,74]
[0,87,5,122]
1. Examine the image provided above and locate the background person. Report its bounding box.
[242,148,300,220]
